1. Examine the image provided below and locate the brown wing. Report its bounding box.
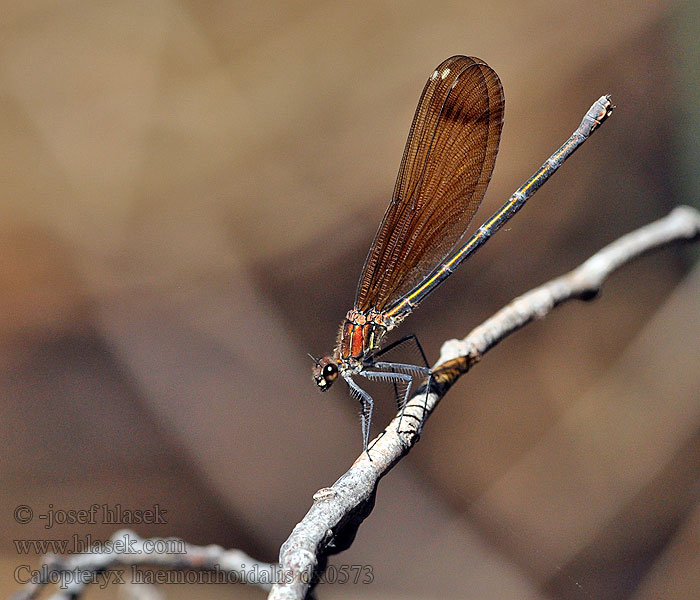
[355,56,504,312]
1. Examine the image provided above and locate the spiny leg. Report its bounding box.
[372,334,433,432]
[361,369,412,401]
[361,369,418,435]
[373,334,430,368]
[345,375,375,458]
[360,397,373,457]
[361,368,411,412]
[370,361,431,430]
[416,371,433,435]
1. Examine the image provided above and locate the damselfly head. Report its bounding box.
[312,356,339,391]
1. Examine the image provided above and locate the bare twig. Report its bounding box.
[270,205,700,600]
[11,529,276,600]
[12,212,698,600]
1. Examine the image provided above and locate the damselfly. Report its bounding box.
[311,55,612,452]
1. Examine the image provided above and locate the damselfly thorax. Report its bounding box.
[337,309,391,366]
[313,309,395,382]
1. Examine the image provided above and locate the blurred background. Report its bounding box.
[1,1,699,599]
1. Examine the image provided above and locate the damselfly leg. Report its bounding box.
[371,334,433,433]
[344,335,433,455]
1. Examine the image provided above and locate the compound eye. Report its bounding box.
[323,363,338,379]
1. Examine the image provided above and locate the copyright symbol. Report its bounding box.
[14,505,33,524]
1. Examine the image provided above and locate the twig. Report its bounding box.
[270,205,700,600]
[11,529,276,600]
[12,210,698,600]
